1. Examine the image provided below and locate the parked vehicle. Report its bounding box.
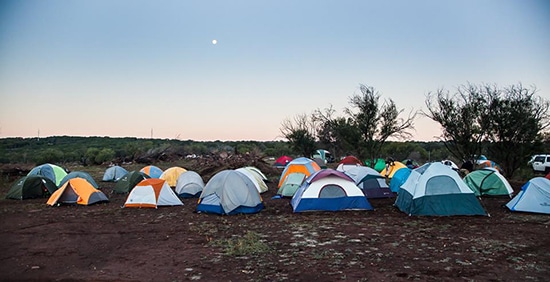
[531,154,550,173]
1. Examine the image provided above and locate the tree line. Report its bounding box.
[280,82,550,178]
[1,135,473,168]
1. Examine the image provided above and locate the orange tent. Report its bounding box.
[47,178,108,206]
[124,178,183,208]
[278,157,321,188]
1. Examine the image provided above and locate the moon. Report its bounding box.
[212,39,217,45]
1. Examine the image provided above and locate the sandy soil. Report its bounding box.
[0,164,549,281]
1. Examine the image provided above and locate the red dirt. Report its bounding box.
[0,166,549,281]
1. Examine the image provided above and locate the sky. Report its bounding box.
[0,0,549,142]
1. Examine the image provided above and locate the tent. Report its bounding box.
[274,156,293,168]
[463,168,514,197]
[140,165,163,179]
[47,178,109,206]
[365,158,386,172]
[175,171,205,198]
[380,161,407,178]
[394,162,487,216]
[389,167,412,193]
[28,163,68,186]
[342,166,393,198]
[506,177,550,214]
[59,171,99,189]
[291,169,373,212]
[278,157,321,188]
[124,178,183,208]
[160,166,187,187]
[336,156,363,172]
[6,176,58,200]
[197,170,264,215]
[236,167,268,194]
[102,166,128,182]
[277,172,307,197]
[113,171,150,194]
[243,166,268,181]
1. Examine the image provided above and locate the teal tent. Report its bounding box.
[395,162,487,216]
[59,171,99,189]
[463,168,513,197]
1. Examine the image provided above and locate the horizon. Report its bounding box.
[1,1,548,142]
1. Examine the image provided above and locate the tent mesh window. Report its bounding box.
[425,176,460,195]
[318,185,347,198]
[361,178,381,189]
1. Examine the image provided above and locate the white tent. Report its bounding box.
[175,171,205,198]
[124,178,183,208]
[291,169,373,212]
[236,167,268,193]
[506,177,550,214]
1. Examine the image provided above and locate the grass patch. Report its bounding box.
[213,231,271,257]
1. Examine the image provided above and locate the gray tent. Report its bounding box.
[196,170,264,215]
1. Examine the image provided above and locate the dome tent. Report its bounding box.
[6,176,57,200]
[175,171,205,198]
[291,169,373,212]
[124,178,183,208]
[197,170,264,215]
[102,166,128,182]
[395,162,487,216]
[463,168,513,197]
[28,163,68,186]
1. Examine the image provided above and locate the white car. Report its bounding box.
[531,154,550,173]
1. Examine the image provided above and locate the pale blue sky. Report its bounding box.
[1,0,548,141]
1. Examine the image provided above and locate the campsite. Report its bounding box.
[0,156,549,282]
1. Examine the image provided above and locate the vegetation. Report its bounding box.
[425,83,550,177]
[282,84,416,162]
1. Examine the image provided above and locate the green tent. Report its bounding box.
[277,173,307,197]
[6,176,58,200]
[364,158,386,172]
[113,171,150,194]
[463,168,514,197]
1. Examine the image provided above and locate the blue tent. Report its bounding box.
[389,168,412,193]
[28,163,68,186]
[102,166,128,182]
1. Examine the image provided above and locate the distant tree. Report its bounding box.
[312,105,363,159]
[346,84,416,163]
[280,113,317,157]
[481,83,550,177]
[35,148,64,164]
[84,147,100,165]
[95,148,115,164]
[424,83,488,164]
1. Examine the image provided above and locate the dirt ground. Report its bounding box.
[0,162,549,281]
